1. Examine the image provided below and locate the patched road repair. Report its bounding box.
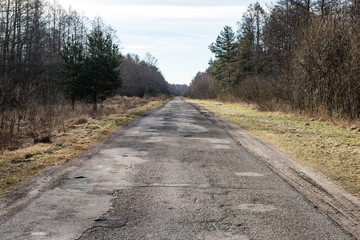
[0,97,357,239]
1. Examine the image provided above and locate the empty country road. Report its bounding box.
[0,97,355,240]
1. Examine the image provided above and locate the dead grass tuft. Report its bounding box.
[76,118,88,125]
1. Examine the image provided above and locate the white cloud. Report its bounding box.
[56,0,251,84]
[60,2,246,21]
[98,5,246,20]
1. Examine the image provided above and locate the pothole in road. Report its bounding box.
[74,176,87,179]
[62,148,147,191]
[235,172,264,177]
[98,148,148,166]
[237,204,277,212]
[93,217,128,229]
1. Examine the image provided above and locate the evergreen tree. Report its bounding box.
[59,36,84,109]
[80,26,121,111]
[209,26,238,91]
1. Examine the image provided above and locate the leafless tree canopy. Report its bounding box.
[0,0,90,150]
[118,54,170,98]
[0,0,175,151]
[187,0,360,119]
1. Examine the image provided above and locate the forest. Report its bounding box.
[186,0,360,121]
[0,0,186,151]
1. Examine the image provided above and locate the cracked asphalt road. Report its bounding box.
[0,97,355,239]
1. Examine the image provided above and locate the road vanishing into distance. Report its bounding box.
[0,97,355,239]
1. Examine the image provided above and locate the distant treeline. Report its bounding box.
[119,53,188,97]
[186,0,360,120]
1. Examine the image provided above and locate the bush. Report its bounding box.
[234,76,278,111]
[289,18,360,119]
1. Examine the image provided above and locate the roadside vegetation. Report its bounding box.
[0,0,186,152]
[0,0,182,196]
[0,96,169,197]
[186,1,360,196]
[187,99,360,196]
[186,1,360,122]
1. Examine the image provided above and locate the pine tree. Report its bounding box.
[209,26,238,91]
[59,36,84,109]
[80,26,121,111]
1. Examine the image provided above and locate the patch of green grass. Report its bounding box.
[187,99,360,196]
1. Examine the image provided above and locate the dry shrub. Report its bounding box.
[154,94,170,101]
[186,72,217,99]
[224,18,360,125]
[102,95,148,114]
[234,76,279,111]
[215,92,237,103]
[75,118,88,125]
[0,95,166,152]
[289,17,360,120]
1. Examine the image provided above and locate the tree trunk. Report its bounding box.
[93,81,98,112]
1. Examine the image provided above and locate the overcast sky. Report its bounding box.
[57,0,273,85]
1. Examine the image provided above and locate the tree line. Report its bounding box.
[0,0,182,150]
[186,0,360,120]
[118,53,187,98]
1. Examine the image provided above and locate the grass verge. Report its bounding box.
[0,98,168,197]
[187,99,360,196]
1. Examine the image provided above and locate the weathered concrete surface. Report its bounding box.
[0,97,356,240]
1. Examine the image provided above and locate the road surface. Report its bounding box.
[0,97,355,239]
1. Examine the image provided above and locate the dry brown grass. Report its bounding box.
[187,99,360,196]
[0,96,170,197]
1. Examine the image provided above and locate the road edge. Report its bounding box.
[0,101,169,225]
[189,101,360,239]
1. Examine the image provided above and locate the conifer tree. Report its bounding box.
[209,26,238,91]
[59,37,84,109]
[80,25,121,111]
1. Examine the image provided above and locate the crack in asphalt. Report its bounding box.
[1,97,358,240]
